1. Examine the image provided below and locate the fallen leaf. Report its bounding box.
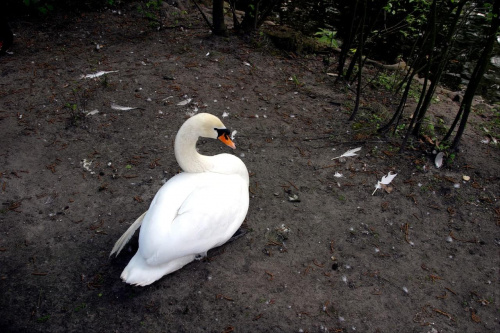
[423,134,434,145]
[471,310,481,323]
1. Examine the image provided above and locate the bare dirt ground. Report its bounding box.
[1,3,499,333]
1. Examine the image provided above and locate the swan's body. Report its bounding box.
[110,113,249,286]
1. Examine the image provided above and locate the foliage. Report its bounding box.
[382,0,431,39]
[373,71,421,101]
[37,315,50,323]
[375,71,398,91]
[314,28,339,48]
[225,0,282,33]
[22,0,54,15]
[64,101,84,127]
[137,0,164,29]
[6,0,127,16]
[290,75,302,86]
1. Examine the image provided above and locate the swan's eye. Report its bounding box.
[215,128,231,139]
[214,127,236,149]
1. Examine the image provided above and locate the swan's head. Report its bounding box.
[188,113,236,149]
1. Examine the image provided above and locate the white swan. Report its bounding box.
[110,113,249,286]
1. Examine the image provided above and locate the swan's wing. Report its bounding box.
[138,173,248,266]
[136,172,198,258]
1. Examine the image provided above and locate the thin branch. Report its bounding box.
[191,0,213,30]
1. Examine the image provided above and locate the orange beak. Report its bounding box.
[218,134,236,149]
[215,128,236,149]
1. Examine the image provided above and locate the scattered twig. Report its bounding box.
[449,231,478,243]
[429,274,442,282]
[406,194,418,204]
[265,271,274,281]
[322,300,332,316]
[191,0,213,30]
[287,180,299,191]
[433,308,454,320]
[445,287,457,295]
[401,223,410,244]
[447,207,456,216]
[252,313,263,321]
[216,294,234,301]
[295,146,307,156]
[5,201,22,213]
[436,291,448,299]
[222,326,234,333]
[46,163,57,173]
[89,220,103,231]
[149,158,161,169]
[296,311,311,317]
[476,298,491,306]
[313,259,324,268]
[318,163,341,169]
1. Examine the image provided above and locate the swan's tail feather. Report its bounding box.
[110,211,147,257]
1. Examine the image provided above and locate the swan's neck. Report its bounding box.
[174,129,213,173]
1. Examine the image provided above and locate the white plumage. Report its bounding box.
[110,113,249,286]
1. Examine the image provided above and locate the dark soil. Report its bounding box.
[1,3,499,333]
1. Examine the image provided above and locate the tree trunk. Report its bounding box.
[411,0,437,136]
[378,65,418,134]
[412,0,466,136]
[241,1,259,32]
[337,0,359,80]
[240,0,281,33]
[450,0,500,150]
[348,0,366,121]
[213,0,227,36]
